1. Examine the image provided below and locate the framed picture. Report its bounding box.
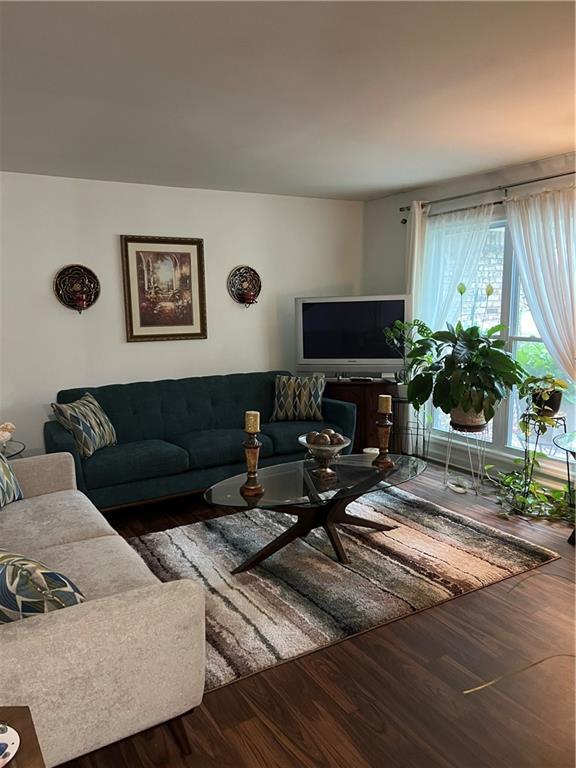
[120,235,207,342]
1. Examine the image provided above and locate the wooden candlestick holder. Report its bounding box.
[240,432,264,497]
[372,412,395,470]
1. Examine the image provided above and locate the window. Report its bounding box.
[507,280,575,458]
[431,215,575,462]
[432,221,507,443]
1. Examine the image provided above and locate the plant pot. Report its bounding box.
[533,390,563,417]
[396,383,409,400]
[449,405,487,433]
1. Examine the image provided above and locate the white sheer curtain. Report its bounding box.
[505,187,576,380]
[407,203,494,330]
[405,201,427,315]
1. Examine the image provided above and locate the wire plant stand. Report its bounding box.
[519,411,571,498]
[443,422,490,495]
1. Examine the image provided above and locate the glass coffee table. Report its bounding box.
[1,440,25,459]
[205,453,426,574]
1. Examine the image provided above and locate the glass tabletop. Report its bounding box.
[553,431,576,458]
[205,453,426,509]
[1,440,25,459]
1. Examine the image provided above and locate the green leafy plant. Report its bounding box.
[382,319,432,384]
[518,374,569,435]
[518,373,568,401]
[486,457,574,523]
[407,321,524,422]
[457,282,495,328]
[515,344,575,404]
[457,282,467,319]
[488,385,575,523]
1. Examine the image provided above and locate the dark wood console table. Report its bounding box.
[0,706,46,768]
[324,379,398,452]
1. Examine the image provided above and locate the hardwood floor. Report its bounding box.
[63,465,575,768]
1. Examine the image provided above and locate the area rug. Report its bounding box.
[129,487,559,691]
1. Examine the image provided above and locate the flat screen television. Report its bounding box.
[295,295,411,373]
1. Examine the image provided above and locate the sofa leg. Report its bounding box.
[168,714,193,756]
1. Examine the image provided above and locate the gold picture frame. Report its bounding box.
[120,235,207,342]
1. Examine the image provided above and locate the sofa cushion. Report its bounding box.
[52,393,117,458]
[83,440,190,490]
[171,429,274,469]
[0,490,115,553]
[262,420,342,456]
[30,536,159,601]
[0,454,23,508]
[271,374,326,421]
[0,550,85,624]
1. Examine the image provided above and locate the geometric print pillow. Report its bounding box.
[271,374,326,421]
[0,550,86,624]
[0,453,23,508]
[51,392,117,458]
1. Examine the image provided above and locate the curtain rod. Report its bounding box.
[428,200,504,218]
[398,170,575,213]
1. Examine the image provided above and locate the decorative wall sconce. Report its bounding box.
[227,265,261,308]
[54,264,100,314]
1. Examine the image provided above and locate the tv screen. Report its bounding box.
[301,299,405,360]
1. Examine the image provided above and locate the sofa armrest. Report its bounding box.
[44,419,86,491]
[0,579,205,767]
[322,398,357,453]
[10,452,78,498]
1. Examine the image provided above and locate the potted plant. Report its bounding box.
[382,319,432,398]
[407,322,524,431]
[486,456,574,523]
[518,373,568,419]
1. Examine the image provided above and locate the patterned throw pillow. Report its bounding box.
[271,374,326,421]
[0,551,85,624]
[0,454,23,508]
[52,392,117,458]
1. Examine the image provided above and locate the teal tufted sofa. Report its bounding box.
[44,371,356,511]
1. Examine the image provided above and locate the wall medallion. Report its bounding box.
[53,264,100,313]
[227,265,261,307]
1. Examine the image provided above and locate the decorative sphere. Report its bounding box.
[330,433,345,445]
[321,428,335,437]
[306,431,319,444]
[313,433,332,446]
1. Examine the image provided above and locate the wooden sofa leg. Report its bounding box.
[168,714,193,756]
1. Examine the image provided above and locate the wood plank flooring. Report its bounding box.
[62,464,575,768]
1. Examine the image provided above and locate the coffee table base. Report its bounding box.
[231,493,397,575]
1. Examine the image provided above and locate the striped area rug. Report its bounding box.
[130,487,559,691]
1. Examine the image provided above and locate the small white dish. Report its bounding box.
[447,480,468,495]
[0,723,20,766]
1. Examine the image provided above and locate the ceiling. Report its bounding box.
[1,2,574,201]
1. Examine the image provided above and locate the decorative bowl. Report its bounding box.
[298,434,351,478]
[0,723,20,766]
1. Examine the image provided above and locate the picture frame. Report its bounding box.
[120,235,207,342]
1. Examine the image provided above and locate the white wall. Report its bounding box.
[0,173,363,452]
[363,152,576,294]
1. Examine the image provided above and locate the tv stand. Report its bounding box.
[324,378,398,453]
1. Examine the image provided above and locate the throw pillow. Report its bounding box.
[271,374,326,421]
[0,551,86,624]
[52,392,117,458]
[0,454,23,508]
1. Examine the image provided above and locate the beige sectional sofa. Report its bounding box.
[0,452,205,767]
